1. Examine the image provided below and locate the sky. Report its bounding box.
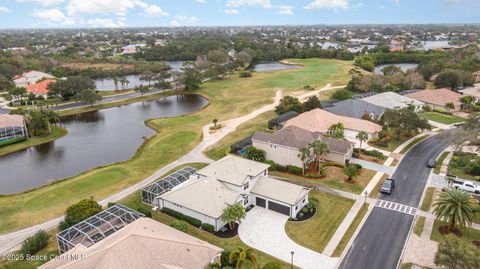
[0,0,479,29]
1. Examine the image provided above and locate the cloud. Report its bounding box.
[170,15,198,26]
[31,8,76,25]
[304,0,350,10]
[224,9,240,14]
[16,0,65,6]
[0,6,10,13]
[141,4,168,17]
[226,0,271,8]
[66,0,165,16]
[277,5,293,15]
[196,0,206,3]
[87,18,127,27]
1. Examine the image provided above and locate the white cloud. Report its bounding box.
[87,17,126,27]
[392,0,400,4]
[226,0,271,8]
[16,0,65,6]
[170,15,198,26]
[67,0,141,16]
[31,8,75,25]
[0,6,10,13]
[277,5,293,15]
[142,4,168,17]
[304,0,350,10]
[224,9,240,14]
[196,0,206,3]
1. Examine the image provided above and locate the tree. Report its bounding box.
[381,65,402,76]
[356,131,369,156]
[112,77,119,91]
[433,189,476,230]
[64,198,102,226]
[134,85,149,97]
[303,95,322,111]
[8,86,26,102]
[404,71,426,90]
[235,51,253,69]
[213,118,218,127]
[275,96,303,114]
[461,95,476,111]
[446,102,455,112]
[309,140,330,174]
[343,163,360,181]
[331,89,353,100]
[434,70,462,89]
[245,147,266,162]
[222,204,246,230]
[181,62,202,91]
[328,123,345,139]
[75,89,102,106]
[298,146,311,174]
[139,71,155,86]
[48,76,95,100]
[229,246,257,269]
[435,234,480,269]
[382,107,431,140]
[0,74,13,92]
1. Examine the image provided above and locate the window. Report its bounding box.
[244,197,249,205]
[244,182,249,190]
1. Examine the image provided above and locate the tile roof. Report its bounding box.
[25,79,54,95]
[283,108,382,134]
[325,99,386,119]
[405,88,462,106]
[459,86,480,98]
[0,114,24,128]
[39,218,222,269]
[251,176,310,205]
[361,92,424,109]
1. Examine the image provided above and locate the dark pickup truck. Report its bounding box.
[380,178,395,194]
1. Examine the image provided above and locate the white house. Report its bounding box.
[12,71,55,88]
[361,92,424,112]
[155,155,310,231]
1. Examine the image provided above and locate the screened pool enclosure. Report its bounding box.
[56,204,144,254]
[141,166,197,206]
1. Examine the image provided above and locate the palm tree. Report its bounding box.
[356,131,369,157]
[343,163,360,181]
[245,147,266,162]
[433,189,476,230]
[445,102,455,113]
[460,96,476,111]
[328,122,345,139]
[310,140,330,174]
[112,77,119,91]
[120,78,128,90]
[222,204,246,230]
[213,118,218,127]
[229,246,257,269]
[298,146,311,174]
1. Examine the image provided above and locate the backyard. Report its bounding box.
[447,152,479,180]
[420,112,465,125]
[0,58,353,235]
[0,126,67,157]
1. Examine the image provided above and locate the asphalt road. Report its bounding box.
[339,130,456,269]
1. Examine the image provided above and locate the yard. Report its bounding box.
[271,166,377,194]
[368,131,417,152]
[285,191,355,253]
[0,58,353,235]
[420,112,465,125]
[447,152,479,180]
[0,126,67,157]
[430,220,480,242]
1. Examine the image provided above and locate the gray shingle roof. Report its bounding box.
[325,99,386,119]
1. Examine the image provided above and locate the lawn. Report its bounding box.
[0,126,67,157]
[430,220,480,242]
[0,58,353,235]
[413,216,426,236]
[285,191,354,253]
[271,166,376,194]
[420,112,465,125]
[447,152,479,180]
[368,132,417,152]
[332,203,369,257]
[434,151,449,174]
[368,173,389,198]
[421,187,436,212]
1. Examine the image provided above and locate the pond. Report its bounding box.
[0,94,208,195]
[253,61,301,72]
[374,63,419,74]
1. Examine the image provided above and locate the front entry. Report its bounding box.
[267,201,290,216]
[256,197,266,208]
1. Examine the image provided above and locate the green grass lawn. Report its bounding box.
[285,191,354,253]
[413,216,426,236]
[332,203,369,257]
[447,152,479,180]
[430,220,480,242]
[420,112,465,125]
[421,187,436,212]
[0,126,67,157]
[400,134,430,154]
[0,58,353,235]
[368,132,416,152]
[271,166,377,194]
[434,151,449,174]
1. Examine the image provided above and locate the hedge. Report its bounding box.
[287,165,303,175]
[162,207,202,227]
[321,161,345,168]
[20,230,50,255]
[137,207,152,218]
[201,223,215,233]
[170,220,188,232]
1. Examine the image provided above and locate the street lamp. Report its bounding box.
[290,251,294,269]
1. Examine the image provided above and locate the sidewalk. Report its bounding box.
[439,151,453,175]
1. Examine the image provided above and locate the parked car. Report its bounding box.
[380,178,395,194]
[452,180,480,194]
[427,159,436,168]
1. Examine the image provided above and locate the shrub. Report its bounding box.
[353,163,363,170]
[303,85,315,91]
[220,251,232,267]
[239,71,252,78]
[263,262,283,269]
[64,199,102,226]
[321,162,345,168]
[287,165,303,175]
[170,220,189,232]
[422,105,432,112]
[107,202,116,208]
[58,220,70,231]
[20,230,50,255]
[264,160,277,171]
[137,207,152,218]
[201,223,215,233]
[162,207,202,227]
[276,164,288,173]
[331,89,353,100]
[356,148,388,160]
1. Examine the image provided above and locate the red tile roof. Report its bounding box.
[25,79,54,95]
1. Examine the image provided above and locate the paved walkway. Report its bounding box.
[439,151,453,175]
[350,158,395,175]
[238,207,338,269]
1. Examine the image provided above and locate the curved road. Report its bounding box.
[339,130,457,269]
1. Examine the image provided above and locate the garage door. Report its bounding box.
[256,197,266,208]
[268,201,290,216]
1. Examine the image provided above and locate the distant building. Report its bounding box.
[325,99,386,120]
[12,71,55,88]
[0,114,27,143]
[405,88,463,112]
[25,79,54,98]
[121,44,147,55]
[459,86,480,103]
[361,92,424,112]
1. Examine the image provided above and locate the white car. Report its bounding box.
[452,180,480,194]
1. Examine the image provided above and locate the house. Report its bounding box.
[252,126,354,167]
[459,86,480,103]
[12,71,55,88]
[155,155,310,231]
[40,217,222,269]
[25,79,54,98]
[0,114,27,143]
[361,92,424,112]
[268,111,300,130]
[121,44,147,55]
[405,88,463,112]
[325,99,386,120]
[282,108,382,141]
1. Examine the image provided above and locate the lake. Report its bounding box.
[253,62,301,72]
[374,63,419,74]
[0,94,208,194]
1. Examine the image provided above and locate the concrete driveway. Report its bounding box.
[350,158,395,176]
[238,207,338,269]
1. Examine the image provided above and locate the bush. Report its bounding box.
[170,220,189,232]
[137,207,152,218]
[107,202,116,208]
[353,163,363,170]
[321,162,345,168]
[20,230,50,255]
[422,105,432,112]
[264,160,277,171]
[239,71,252,78]
[58,220,70,231]
[287,165,303,175]
[162,207,202,227]
[220,251,232,267]
[263,262,283,269]
[276,164,288,173]
[201,223,215,233]
[64,199,102,226]
[355,148,387,160]
[331,89,353,100]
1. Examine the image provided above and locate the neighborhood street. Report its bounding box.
[338,130,457,269]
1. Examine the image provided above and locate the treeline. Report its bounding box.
[354,51,443,72]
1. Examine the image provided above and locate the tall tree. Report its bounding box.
[75,89,102,106]
[181,62,202,91]
[343,164,360,181]
[298,146,312,174]
[356,131,369,156]
[309,140,330,174]
[229,246,257,269]
[275,96,303,114]
[303,95,322,111]
[328,123,345,139]
[433,189,476,230]
[435,234,480,269]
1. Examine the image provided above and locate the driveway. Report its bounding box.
[350,158,395,175]
[238,207,338,269]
